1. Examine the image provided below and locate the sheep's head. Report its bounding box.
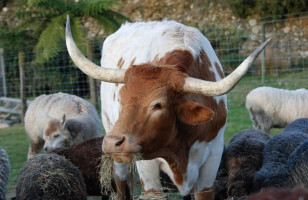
[43,114,82,151]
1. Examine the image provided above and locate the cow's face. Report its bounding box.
[103,65,213,163]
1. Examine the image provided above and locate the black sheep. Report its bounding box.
[288,140,308,188]
[253,118,308,191]
[0,147,10,200]
[214,129,270,199]
[50,137,132,200]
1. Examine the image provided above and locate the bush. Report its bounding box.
[226,0,308,19]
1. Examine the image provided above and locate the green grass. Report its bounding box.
[0,70,307,198]
[0,125,28,194]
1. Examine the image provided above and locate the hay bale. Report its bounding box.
[0,147,10,200]
[16,154,87,200]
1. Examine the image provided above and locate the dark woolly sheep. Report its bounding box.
[288,140,308,188]
[0,147,10,200]
[253,118,308,192]
[214,129,270,199]
[246,187,308,200]
[214,146,228,200]
[16,154,87,200]
[50,137,131,200]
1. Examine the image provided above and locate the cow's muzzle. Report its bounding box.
[103,135,126,153]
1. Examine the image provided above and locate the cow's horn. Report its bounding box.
[65,15,125,83]
[182,38,271,96]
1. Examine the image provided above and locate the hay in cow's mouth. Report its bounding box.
[98,153,143,196]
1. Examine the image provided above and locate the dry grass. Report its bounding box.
[99,153,143,198]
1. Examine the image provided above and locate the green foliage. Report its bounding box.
[14,0,129,63]
[225,0,256,19]
[0,25,36,54]
[226,0,308,19]
[0,0,9,9]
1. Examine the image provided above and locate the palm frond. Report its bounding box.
[70,17,87,55]
[72,0,120,17]
[91,10,128,34]
[27,0,66,13]
[34,14,67,63]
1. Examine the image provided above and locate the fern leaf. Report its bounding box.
[27,0,66,13]
[72,0,119,17]
[34,14,67,63]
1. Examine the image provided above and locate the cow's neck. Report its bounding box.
[146,142,189,186]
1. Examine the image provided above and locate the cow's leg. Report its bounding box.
[27,137,44,159]
[114,174,129,200]
[113,162,132,200]
[136,159,163,195]
[194,138,224,200]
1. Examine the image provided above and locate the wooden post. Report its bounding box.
[0,48,7,97]
[261,22,266,83]
[19,52,27,124]
[86,40,99,112]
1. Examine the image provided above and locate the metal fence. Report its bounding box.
[0,13,307,136]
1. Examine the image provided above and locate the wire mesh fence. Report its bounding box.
[0,13,307,136]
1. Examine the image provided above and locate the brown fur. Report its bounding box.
[195,187,215,200]
[214,62,225,79]
[50,137,131,199]
[117,58,124,69]
[44,119,61,138]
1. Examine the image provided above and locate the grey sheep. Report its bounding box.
[25,92,102,159]
[253,118,308,192]
[0,147,10,200]
[288,140,308,188]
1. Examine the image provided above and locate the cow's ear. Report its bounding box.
[176,100,213,125]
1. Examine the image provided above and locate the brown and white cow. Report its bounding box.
[65,16,270,199]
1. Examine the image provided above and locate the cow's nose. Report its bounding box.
[44,147,48,152]
[103,135,126,153]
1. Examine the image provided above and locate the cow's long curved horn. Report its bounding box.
[65,15,125,83]
[183,38,271,96]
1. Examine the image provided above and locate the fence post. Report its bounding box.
[86,40,99,112]
[261,22,266,83]
[19,52,27,124]
[0,48,7,97]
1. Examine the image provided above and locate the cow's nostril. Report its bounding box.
[115,137,125,147]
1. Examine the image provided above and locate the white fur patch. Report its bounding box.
[113,161,130,181]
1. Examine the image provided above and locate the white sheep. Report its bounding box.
[245,86,308,134]
[0,147,10,200]
[25,92,102,159]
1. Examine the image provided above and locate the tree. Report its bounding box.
[17,0,129,63]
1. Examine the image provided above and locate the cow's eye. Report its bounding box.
[153,103,162,110]
[54,134,60,138]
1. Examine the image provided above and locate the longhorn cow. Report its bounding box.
[65,16,270,199]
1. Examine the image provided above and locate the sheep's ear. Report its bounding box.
[176,100,213,125]
[62,114,66,124]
